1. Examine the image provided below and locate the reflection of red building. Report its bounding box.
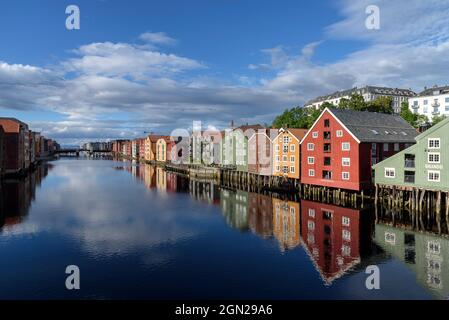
[248,193,273,238]
[166,172,177,192]
[300,199,364,285]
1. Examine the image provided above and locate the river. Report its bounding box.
[0,158,447,299]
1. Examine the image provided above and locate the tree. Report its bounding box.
[338,94,367,111]
[366,96,394,114]
[399,101,428,128]
[432,115,447,126]
[272,103,331,129]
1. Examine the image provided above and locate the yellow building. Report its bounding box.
[144,135,162,162]
[272,128,308,180]
[156,137,174,163]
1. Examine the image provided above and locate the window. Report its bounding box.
[308,157,315,164]
[428,153,440,163]
[342,230,351,241]
[324,131,331,139]
[428,138,440,149]
[342,172,350,180]
[290,156,295,163]
[276,145,280,152]
[383,143,389,152]
[308,169,315,177]
[342,142,350,151]
[424,99,428,105]
[322,170,332,180]
[342,245,351,257]
[324,143,331,152]
[308,221,315,230]
[290,144,295,152]
[428,170,440,182]
[276,155,280,162]
[385,232,396,245]
[324,119,330,127]
[282,155,288,161]
[308,209,315,218]
[324,157,331,166]
[428,240,441,255]
[276,165,280,172]
[283,145,288,152]
[312,132,318,138]
[283,136,289,143]
[446,97,449,103]
[342,216,350,227]
[307,143,314,151]
[385,168,396,178]
[283,166,289,174]
[394,143,399,151]
[336,130,343,137]
[290,166,295,173]
[342,158,350,166]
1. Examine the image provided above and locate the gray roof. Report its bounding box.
[305,85,416,105]
[417,85,449,97]
[329,108,418,143]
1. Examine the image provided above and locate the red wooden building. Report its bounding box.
[300,108,417,191]
[0,118,29,175]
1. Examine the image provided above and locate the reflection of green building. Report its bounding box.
[220,189,249,231]
[374,223,449,299]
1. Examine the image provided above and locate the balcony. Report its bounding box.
[412,104,419,109]
[432,108,440,115]
[404,154,415,168]
[404,171,415,184]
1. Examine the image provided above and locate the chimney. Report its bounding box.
[230,120,234,129]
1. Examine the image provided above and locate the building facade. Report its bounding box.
[156,137,175,163]
[0,118,29,175]
[373,117,449,191]
[300,108,418,191]
[247,129,273,176]
[272,128,307,180]
[305,86,415,114]
[221,124,264,172]
[0,125,4,176]
[409,85,449,121]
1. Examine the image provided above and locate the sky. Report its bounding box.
[1,0,449,146]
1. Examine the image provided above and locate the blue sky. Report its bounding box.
[1,0,449,145]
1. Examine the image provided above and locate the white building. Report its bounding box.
[409,85,449,121]
[305,86,415,114]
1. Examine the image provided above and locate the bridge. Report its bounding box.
[55,149,112,156]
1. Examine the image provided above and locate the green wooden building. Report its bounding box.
[220,124,263,172]
[373,117,449,191]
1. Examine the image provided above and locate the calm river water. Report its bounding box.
[0,158,447,299]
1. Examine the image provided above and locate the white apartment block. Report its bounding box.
[305,86,415,114]
[409,85,449,121]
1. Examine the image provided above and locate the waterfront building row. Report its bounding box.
[112,107,420,192]
[0,117,60,176]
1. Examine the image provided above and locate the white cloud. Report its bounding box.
[139,31,177,46]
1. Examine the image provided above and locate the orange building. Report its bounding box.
[272,128,308,180]
[272,198,300,251]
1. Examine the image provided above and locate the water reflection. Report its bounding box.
[375,207,449,299]
[0,165,50,232]
[1,160,448,299]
